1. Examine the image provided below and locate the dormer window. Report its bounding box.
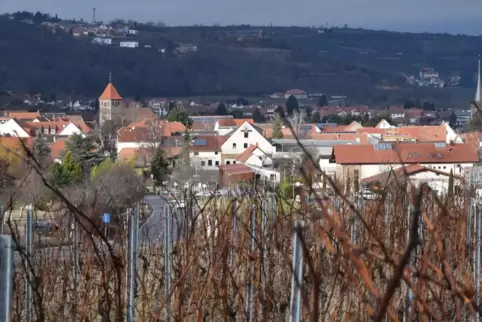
[44,128,49,134]
[51,128,56,134]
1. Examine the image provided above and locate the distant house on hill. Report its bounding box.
[285,89,308,100]
[120,41,139,48]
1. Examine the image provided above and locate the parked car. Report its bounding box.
[361,188,378,200]
[33,221,59,235]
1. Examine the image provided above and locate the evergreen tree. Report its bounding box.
[272,113,283,139]
[317,95,328,107]
[214,102,229,115]
[90,158,115,180]
[167,103,192,128]
[448,169,454,197]
[32,132,51,166]
[51,151,83,186]
[310,111,321,123]
[150,149,171,185]
[253,108,265,122]
[65,134,104,175]
[286,95,299,116]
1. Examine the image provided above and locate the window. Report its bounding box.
[233,161,236,164]
[414,153,420,157]
[44,128,49,134]
[215,152,218,155]
[201,161,206,166]
[244,143,248,148]
[208,160,212,166]
[233,143,237,149]
[227,161,230,165]
[194,152,199,155]
[244,132,249,138]
[270,174,276,180]
[408,153,412,158]
[215,161,219,166]
[51,129,56,134]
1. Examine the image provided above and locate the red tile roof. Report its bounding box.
[191,136,229,152]
[117,120,186,142]
[7,111,40,120]
[99,82,122,100]
[357,125,446,142]
[362,164,464,184]
[218,163,254,175]
[333,143,478,165]
[51,139,67,159]
[236,144,258,163]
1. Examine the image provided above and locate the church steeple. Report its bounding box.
[98,75,123,126]
[476,59,481,103]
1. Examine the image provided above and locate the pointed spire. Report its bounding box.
[476,57,481,102]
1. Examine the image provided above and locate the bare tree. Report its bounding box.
[288,109,309,138]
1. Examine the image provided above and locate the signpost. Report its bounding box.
[103,213,110,237]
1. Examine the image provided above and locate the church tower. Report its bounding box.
[472,59,482,119]
[99,74,123,127]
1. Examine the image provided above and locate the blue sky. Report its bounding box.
[2,0,482,34]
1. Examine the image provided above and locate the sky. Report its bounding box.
[2,0,482,35]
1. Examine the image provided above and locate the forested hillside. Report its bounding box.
[0,17,470,104]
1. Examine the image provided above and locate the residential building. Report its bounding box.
[362,164,464,196]
[120,41,139,48]
[332,142,478,186]
[218,164,254,187]
[190,136,228,171]
[0,118,30,137]
[149,99,169,117]
[93,37,112,45]
[221,121,273,164]
[285,89,308,99]
[214,118,254,136]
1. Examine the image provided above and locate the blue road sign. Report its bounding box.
[103,213,111,224]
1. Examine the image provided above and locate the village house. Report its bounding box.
[285,89,308,100]
[119,41,139,48]
[331,142,478,191]
[221,121,273,165]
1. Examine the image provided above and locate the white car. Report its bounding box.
[361,189,378,200]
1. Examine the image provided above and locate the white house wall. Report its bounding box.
[359,162,473,179]
[0,119,30,137]
[221,123,273,155]
[59,123,84,136]
[190,151,222,170]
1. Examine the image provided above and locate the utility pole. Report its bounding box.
[25,204,33,322]
[164,203,171,322]
[0,235,13,322]
[290,220,305,322]
[126,205,139,322]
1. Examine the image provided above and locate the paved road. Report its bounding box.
[139,195,188,245]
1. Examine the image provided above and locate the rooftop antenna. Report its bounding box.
[109,73,112,83]
[92,7,96,24]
